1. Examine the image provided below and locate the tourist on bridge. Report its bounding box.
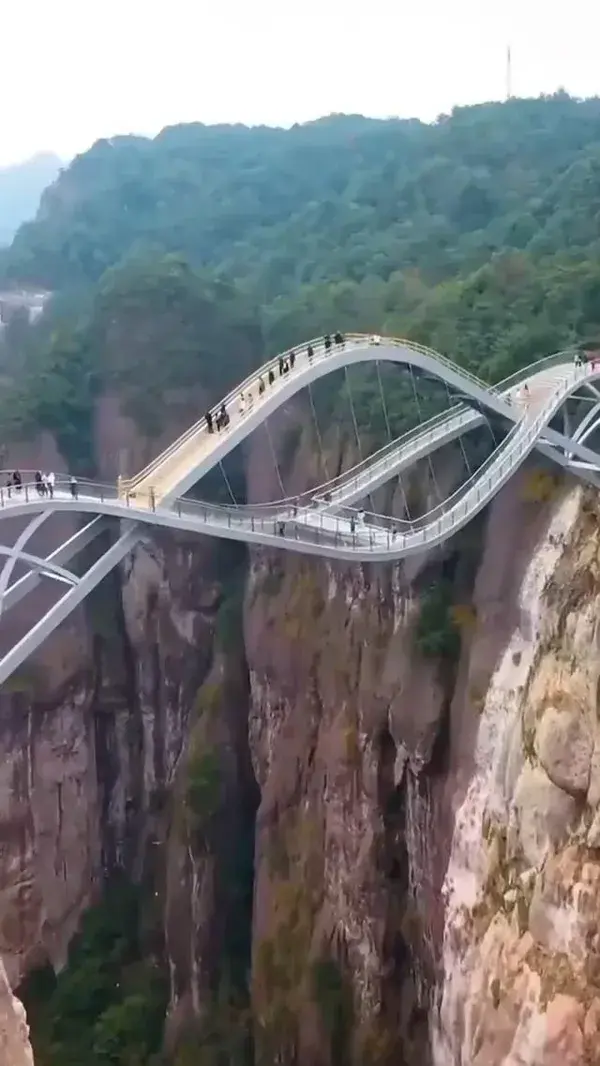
[290,350,296,369]
[13,470,22,492]
[324,334,332,353]
[34,471,44,496]
[278,356,284,376]
[307,344,314,363]
[217,402,229,429]
[258,375,265,395]
[69,475,78,499]
[238,393,246,417]
[282,359,290,374]
[205,410,214,433]
[44,472,55,498]
[268,368,275,387]
[334,331,344,347]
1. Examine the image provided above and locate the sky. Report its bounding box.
[2,0,600,166]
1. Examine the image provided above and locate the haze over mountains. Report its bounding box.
[0,152,62,246]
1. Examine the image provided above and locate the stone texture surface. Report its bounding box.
[0,958,33,1066]
[435,482,600,1066]
[4,394,600,1066]
[535,704,593,795]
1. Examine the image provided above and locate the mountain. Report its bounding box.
[5,96,600,457]
[0,152,62,246]
[4,95,600,301]
[6,98,600,1066]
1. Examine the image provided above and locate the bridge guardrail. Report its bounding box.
[0,361,589,557]
[122,334,501,494]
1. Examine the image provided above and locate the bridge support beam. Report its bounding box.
[0,522,139,687]
[1,515,110,614]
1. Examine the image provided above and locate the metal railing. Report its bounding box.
[0,363,587,558]
[121,334,501,495]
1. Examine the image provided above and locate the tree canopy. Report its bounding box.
[10,93,600,1065]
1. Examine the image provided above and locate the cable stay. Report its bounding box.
[264,418,287,499]
[219,460,238,508]
[408,362,444,510]
[343,365,376,512]
[376,359,412,520]
[307,381,331,483]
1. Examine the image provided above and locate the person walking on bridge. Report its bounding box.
[307,344,314,363]
[34,470,44,496]
[324,334,332,354]
[290,350,296,370]
[13,470,22,493]
[205,410,214,433]
[69,475,78,499]
[278,356,284,376]
[334,331,344,347]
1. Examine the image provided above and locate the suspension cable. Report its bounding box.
[344,366,364,462]
[219,460,238,507]
[376,360,412,520]
[344,366,376,511]
[264,419,287,498]
[444,379,473,478]
[408,364,444,505]
[308,382,331,482]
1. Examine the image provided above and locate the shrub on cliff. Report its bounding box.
[414,582,461,661]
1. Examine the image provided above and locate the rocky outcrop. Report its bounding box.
[5,380,600,1066]
[0,959,33,1066]
[434,483,600,1064]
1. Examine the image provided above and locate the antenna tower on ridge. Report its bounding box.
[506,44,512,100]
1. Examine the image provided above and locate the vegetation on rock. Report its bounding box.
[19,878,168,1066]
[10,93,600,1065]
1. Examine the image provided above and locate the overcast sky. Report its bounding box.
[2,0,599,166]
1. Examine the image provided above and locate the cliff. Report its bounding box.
[2,404,600,1064]
[0,958,33,1066]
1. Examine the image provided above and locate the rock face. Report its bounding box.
[0,959,33,1066]
[3,391,600,1066]
[433,483,600,1064]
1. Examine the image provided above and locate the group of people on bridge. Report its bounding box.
[4,469,79,499]
[204,333,346,433]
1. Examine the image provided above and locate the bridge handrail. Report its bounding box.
[122,334,498,493]
[263,347,581,510]
[315,350,578,509]
[175,366,578,542]
[492,349,577,391]
[123,334,328,490]
[0,364,588,554]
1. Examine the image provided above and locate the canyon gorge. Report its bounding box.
[2,395,600,1065]
[2,96,600,1064]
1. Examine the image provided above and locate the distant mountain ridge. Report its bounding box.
[0,152,62,246]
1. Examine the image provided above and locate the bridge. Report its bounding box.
[1,333,600,685]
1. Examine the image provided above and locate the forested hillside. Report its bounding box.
[3,93,600,457]
[7,94,600,1066]
[0,152,62,246]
